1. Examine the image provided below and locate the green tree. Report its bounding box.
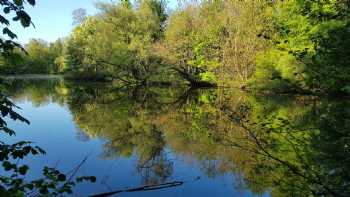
[0,48,26,74]
[25,39,52,73]
[165,3,218,86]
[164,0,268,87]
[63,0,168,83]
[0,38,64,74]
[253,0,350,94]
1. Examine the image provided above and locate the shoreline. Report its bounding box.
[0,74,63,80]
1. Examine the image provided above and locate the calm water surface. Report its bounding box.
[2,79,349,197]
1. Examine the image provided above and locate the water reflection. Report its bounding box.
[4,78,349,197]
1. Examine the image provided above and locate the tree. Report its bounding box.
[0,48,26,74]
[63,0,168,83]
[165,4,215,86]
[253,0,350,94]
[49,38,65,73]
[0,38,64,74]
[25,39,51,73]
[72,8,87,26]
[163,0,268,87]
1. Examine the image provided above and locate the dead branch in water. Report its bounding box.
[89,181,183,197]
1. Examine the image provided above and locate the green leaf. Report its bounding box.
[90,176,96,182]
[3,161,13,171]
[14,0,23,6]
[3,27,17,39]
[3,127,15,136]
[12,16,20,21]
[341,86,350,93]
[57,174,66,182]
[19,165,29,175]
[20,16,31,27]
[3,7,10,14]
[25,183,34,190]
[27,0,35,6]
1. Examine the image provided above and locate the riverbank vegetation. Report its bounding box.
[1,0,349,94]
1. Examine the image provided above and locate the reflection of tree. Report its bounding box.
[3,78,67,106]
[75,125,90,142]
[137,151,173,185]
[65,85,179,185]
[222,96,350,197]
[10,79,349,197]
[66,85,268,192]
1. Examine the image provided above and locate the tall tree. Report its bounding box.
[72,8,87,25]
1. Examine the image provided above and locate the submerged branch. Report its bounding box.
[89,181,183,197]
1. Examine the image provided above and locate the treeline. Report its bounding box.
[1,0,349,94]
[0,39,64,74]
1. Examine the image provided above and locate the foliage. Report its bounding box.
[0,0,34,54]
[0,0,34,74]
[61,0,168,83]
[0,1,96,196]
[164,4,217,86]
[0,39,64,74]
[0,48,26,74]
[0,0,349,93]
[253,0,350,94]
[164,0,269,86]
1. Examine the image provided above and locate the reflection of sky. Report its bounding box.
[10,0,178,44]
[5,100,269,197]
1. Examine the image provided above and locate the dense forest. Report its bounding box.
[1,0,349,94]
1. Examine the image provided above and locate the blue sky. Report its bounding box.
[12,0,176,44]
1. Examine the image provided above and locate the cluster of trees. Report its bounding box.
[253,0,350,94]
[0,39,64,74]
[164,1,269,86]
[1,0,349,93]
[61,0,168,83]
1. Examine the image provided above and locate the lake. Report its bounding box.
[2,78,349,197]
